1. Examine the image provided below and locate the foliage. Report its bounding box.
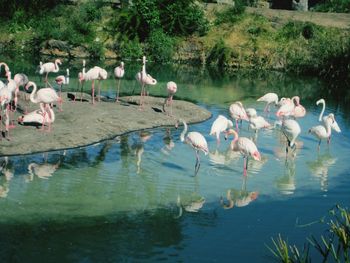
[145,30,175,63]
[312,0,350,13]
[214,1,246,25]
[112,0,209,41]
[117,39,144,60]
[206,39,233,68]
[268,205,350,263]
[276,22,321,40]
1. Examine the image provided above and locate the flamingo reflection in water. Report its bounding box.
[161,128,175,155]
[220,176,258,209]
[0,157,14,198]
[176,193,205,218]
[307,152,337,192]
[132,131,152,174]
[275,159,296,195]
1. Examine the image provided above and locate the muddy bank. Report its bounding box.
[0,93,212,156]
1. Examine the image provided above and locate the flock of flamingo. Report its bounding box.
[0,56,342,179]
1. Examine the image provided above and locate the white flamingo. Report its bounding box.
[177,119,208,176]
[257,92,278,112]
[114,61,125,102]
[225,129,261,176]
[163,81,177,115]
[0,71,17,137]
[136,56,157,108]
[55,68,69,109]
[316,98,341,134]
[309,113,335,150]
[13,73,29,110]
[79,65,107,104]
[229,101,248,131]
[292,96,306,118]
[39,59,62,87]
[281,119,301,157]
[276,97,294,118]
[209,115,233,145]
[248,112,271,133]
[18,105,55,132]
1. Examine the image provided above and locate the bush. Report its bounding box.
[312,0,350,13]
[145,30,175,62]
[207,39,233,68]
[214,0,246,25]
[117,39,144,60]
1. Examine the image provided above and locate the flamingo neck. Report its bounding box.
[317,99,325,122]
[29,83,38,104]
[54,60,60,72]
[180,120,187,142]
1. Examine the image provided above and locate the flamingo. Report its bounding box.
[229,101,248,131]
[316,98,341,134]
[0,71,17,137]
[292,96,306,118]
[39,59,62,87]
[225,129,261,177]
[209,115,233,145]
[163,81,177,115]
[114,61,125,102]
[13,73,29,111]
[0,62,9,91]
[247,110,271,133]
[25,81,62,129]
[276,97,294,118]
[55,68,69,109]
[78,60,86,102]
[309,113,335,150]
[280,119,301,157]
[177,119,208,176]
[135,56,157,108]
[18,105,55,132]
[79,65,108,104]
[257,92,279,112]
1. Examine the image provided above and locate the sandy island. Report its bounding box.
[0,92,212,156]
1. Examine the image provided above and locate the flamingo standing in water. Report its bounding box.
[209,115,233,145]
[247,109,271,133]
[79,65,107,104]
[225,129,261,176]
[55,68,69,109]
[257,92,279,112]
[136,56,157,108]
[281,119,301,157]
[229,101,248,131]
[292,96,306,118]
[25,81,61,129]
[18,105,55,132]
[114,61,125,102]
[309,113,335,150]
[177,119,208,176]
[316,98,341,135]
[39,59,62,87]
[163,81,177,115]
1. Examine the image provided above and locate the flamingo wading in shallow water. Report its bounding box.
[225,129,261,177]
[309,113,335,150]
[281,119,301,157]
[163,81,177,115]
[177,119,208,176]
[316,98,341,136]
[257,92,279,112]
[136,56,157,108]
[114,61,125,102]
[209,115,233,145]
[229,101,248,131]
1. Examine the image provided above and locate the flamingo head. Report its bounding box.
[17,116,24,124]
[55,59,62,65]
[292,96,300,106]
[224,129,238,141]
[5,71,11,79]
[120,61,124,68]
[25,81,34,91]
[142,56,146,64]
[78,72,84,83]
[316,98,325,106]
[66,68,70,76]
[83,60,86,67]
[250,192,259,201]
[251,151,261,161]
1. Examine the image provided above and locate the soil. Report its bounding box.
[0,92,212,156]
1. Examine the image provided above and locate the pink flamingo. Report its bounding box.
[55,68,69,109]
[25,81,62,129]
[316,98,341,137]
[0,71,17,133]
[276,97,294,118]
[114,61,125,102]
[229,101,248,131]
[257,92,279,112]
[225,129,261,176]
[163,81,177,115]
[39,59,62,87]
[13,73,29,111]
[136,56,157,108]
[281,119,301,157]
[309,113,335,150]
[247,109,271,133]
[79,65,107,104]
[292,96,306,118]
[18,105,55,132]
[177,119,208,176]
[209,115,233,145]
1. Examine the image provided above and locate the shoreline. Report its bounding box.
[0,93,212,157]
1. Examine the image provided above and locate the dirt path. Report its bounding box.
[0,93,212,156]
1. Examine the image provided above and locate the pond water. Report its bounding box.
[0,58,350,262]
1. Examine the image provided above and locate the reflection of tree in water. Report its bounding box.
[307,151,337,192]
[220,176,258,209]
[275,159,296,195]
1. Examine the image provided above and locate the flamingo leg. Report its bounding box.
[98,80,101,102]
[194,150,200,176]
[170,96,173,116]
[235,120,239,131]
[318,140,321,151]
[45,72,49,88]
[80,81,84,102]
[139,84,145,109]
[327,136,331,144]
[243,156,247,177]
[4,106,10,140]
[91,80,95,105]
[116,79,121,102]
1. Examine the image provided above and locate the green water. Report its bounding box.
[0,59,349,262]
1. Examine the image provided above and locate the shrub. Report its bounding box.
[145,30,175,62]
[117,39,144,60]
[207,39,233,68]
[214,0,246,25]
[312,0,350,13]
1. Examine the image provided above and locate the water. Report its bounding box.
[0,58,350,262]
